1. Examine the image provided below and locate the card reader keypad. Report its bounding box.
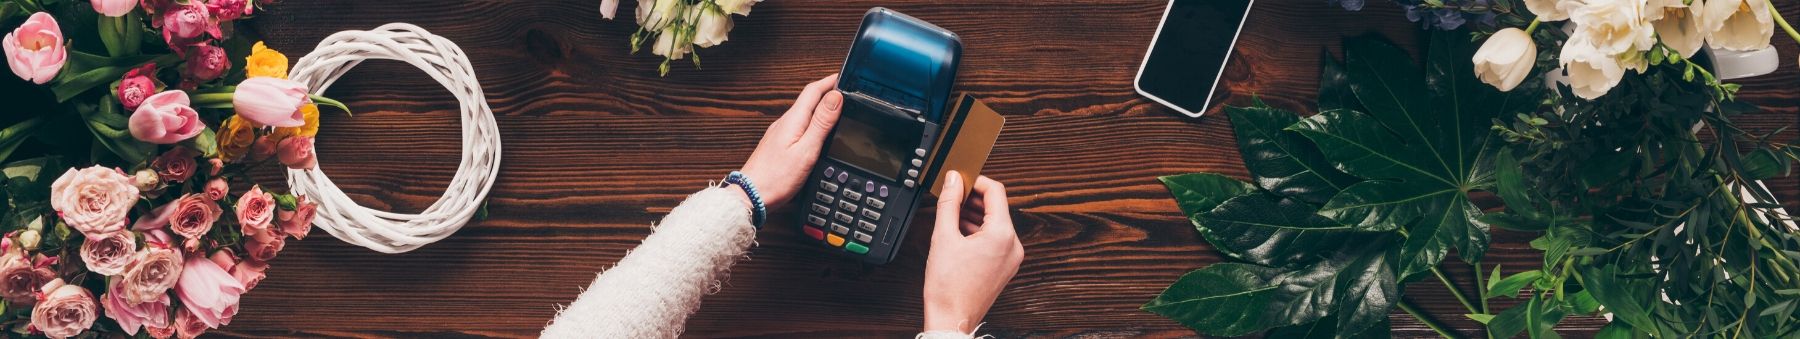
[804,166,890,256]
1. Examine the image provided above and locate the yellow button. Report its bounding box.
[826,234,846,247]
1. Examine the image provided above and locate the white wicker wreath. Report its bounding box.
[284,23,502,253]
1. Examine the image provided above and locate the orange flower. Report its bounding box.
[244,41,288,79]
[214,116,256,162]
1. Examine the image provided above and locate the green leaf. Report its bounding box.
[1159,173,1256,220]
[1568,290,1601,314]
[1489,295,1567,339]
[1487,269,1543,298]
[1192,193,1358,267]
[1316,48,1364,113]
[1578,264,1668,337]
[1143,264,1285,336]
[1594,321,1642,339]
[1740,148,1786,180]
[51,52,175,102]
[1265,314,1390,339]
[77,96,153,164]
[1226,105,1359,206]
[0,118,46,164]
[1466,313,1496,324]
[310,94,353,116]
[1143,235,1399,337]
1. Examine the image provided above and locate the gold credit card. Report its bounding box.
[929,94,1005,198]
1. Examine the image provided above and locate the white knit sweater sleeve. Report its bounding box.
[541,186,757,338]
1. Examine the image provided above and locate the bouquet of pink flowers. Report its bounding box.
[0,0,343,337]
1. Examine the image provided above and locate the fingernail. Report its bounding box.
[826,91,843,111]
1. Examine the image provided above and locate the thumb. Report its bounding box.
[933,171,965,239]
[797,90,843,148]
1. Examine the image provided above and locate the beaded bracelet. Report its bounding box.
[724,171,767,229]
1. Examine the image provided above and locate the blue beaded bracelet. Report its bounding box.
[724,171,767,229]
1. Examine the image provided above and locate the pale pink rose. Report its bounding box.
[230,260,267,291]
[168,194,221,240]
[119,242,183,304]
[159,1,217,45]
[131,201,176,231]
[117,63,158,111]
[203,178,228,201]
[92,0,138,17]
[235,186,275,236]
[277,136,316,169]
[0,252,52,304]
[244,225,284,262]
[232,77,309,127]
[250,134,278,161]
[152,148,198,183]
[175,254,243,328]
[180,44,228,84]
[102,279,170,335]
[145,324,176,339]
[80,231,136,275]
[3,12,66,84]
[173,307,206,339]
[50,166,138,238]
[128,90,205,144]
[30,278,98,339]
[207,0,252,21]
[278,196,316,240]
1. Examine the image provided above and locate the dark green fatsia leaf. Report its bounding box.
[1226,105,1359,206]
[1142,264,1285,336]
[1193,192,1357,267]
[1143,235,1399,337]
[1265,314,1390,339]
[1289,32,1534,275]
[1317,48,1365,113]
[1159,173,1257,219]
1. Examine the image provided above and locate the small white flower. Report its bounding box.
[1701,0,1774,51]
[1525,0,1578,21]
[1648,0,1707,58]
[600,0,620,19]
[1473,28,1538,92]
[637,0,683,32]
[652,27,692,60]
[1560,36,1627,99]
[1570,0,1657,55]
[690,5,734,48]
[715,0,761,16]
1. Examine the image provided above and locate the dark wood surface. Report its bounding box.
[219,1,1800,338]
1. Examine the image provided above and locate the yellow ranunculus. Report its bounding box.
[216,116,257,162]
[245,41,289,79]
[269,104,320,140]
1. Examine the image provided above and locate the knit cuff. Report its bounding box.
[915,331,977,339]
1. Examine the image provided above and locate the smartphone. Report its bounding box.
[1133,0,1255,118]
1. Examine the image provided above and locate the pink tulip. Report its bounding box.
[92,0,138,17]
[128,90,204,144]
[175,255,243,329]
[277,136,316,169]
[181,45,229,84]
[232,77,309,127]
[3,12,67,84]
[117,63,159,111]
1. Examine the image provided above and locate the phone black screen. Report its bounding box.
[827,99,923,181]
[1136,0,1253,114]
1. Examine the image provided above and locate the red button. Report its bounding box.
[803,226,826,240]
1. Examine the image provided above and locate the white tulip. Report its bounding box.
[1473,28,1538,92]
[652,28,693,60]
[715,0,761,16]
[1525,0,1578,21]
[637,0,683,32]
[1701,0,1774,51]
[1570,0,1657,55]
[1647,0,1707,58]
[691,6,734,48]
[1560,37,1627,99]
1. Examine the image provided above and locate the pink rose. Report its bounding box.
[151,148,197,183]
[30,278,98,339]
[3,12,66,84]
[145,324,176,339]
[277,136,317,170]
[128,90,204,144]
[0,252,52,304]
[102,279,170,335]
[50,166,138,238]
[175,254,243,329]
[207,0,253,21]
[235,185,275,235]
[244,225,284,262]
[203,178,228,201]
[278,196,316,240]
[117,63,158,111]
[119,239,183,304]
[250,133,279,161]
[180,44,228,84]
[173,307,206,339]
[168,194,221,240]
[80,231,136,275]
[230,260,267,291]
[233,77,310,127]
[92,0,138,17]
[159,1,217,46]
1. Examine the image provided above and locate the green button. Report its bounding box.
[845,242,870,254]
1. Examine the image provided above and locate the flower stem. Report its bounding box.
[1769,1,1800,45]
[1432,266,1480,314]
[1399,299,1467,339]
[1523,19,1541,35]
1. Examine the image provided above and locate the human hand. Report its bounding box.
[922,172,1024,333]
[737,74,842,209]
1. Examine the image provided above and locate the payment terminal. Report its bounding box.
[797,8,961,265]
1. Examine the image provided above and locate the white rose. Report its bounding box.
[652,29,692,60]
[1473,28,1537,92]
[636,0,682,31]
[1701,0,1773,51]
[15,230,38,252]
[1560,37,1627,99]
[1648,0,1707,58]
[715,0,760,16]
[691,6,734,48]
[1525,0,1576,21]
[1570,0,1657,55]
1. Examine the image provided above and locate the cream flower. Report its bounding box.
[690,5,734,48]
[1473,28,1538,92]
[1525,0,1577,21]
[636,0,682,32]
[1570,0,1657,55]
[715,0,761,16]
[1648,0,1708,58]
[1560,37,1627,99]
[1701,0,1774,51]
[651,27,692,60]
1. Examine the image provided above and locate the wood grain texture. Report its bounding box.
[216,0,1800,338]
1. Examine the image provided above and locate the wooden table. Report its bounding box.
[229,1,1800,337]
